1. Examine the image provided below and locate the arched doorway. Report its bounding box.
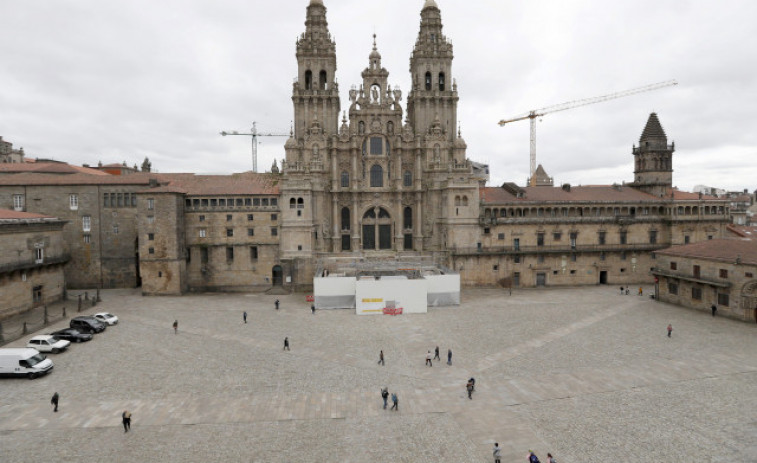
[740,280,757,323]
[362,207,392,250]
[272,265,283,286]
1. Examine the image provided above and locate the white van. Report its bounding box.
[0,348,54,379]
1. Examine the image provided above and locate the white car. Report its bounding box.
[27,335,70,354]
[94,312,118,325]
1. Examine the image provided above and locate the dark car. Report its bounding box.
[50,328,93,343]
[70,316,106,334]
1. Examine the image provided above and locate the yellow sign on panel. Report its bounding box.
[361,298,384,303]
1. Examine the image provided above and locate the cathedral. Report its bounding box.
[0,0,731,304]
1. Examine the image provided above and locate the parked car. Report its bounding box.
[70,316,106,334]
[0,348,54,379]
[26,335,70,354]
[49,328,93,343]
[94,312,118,325]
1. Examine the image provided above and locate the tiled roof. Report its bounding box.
[668,190,723,201]
[640,112,667,141]
[0,172,160,186]
[726,225,757,239]
[0,162,109,175]
[482,185,662,204]
[0,208,56,220]
[657,238,757,266]
[158,172,281,196]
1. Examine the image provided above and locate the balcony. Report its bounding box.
[651,268,731,288]
[0,254,71,274]
[451,243,667,257]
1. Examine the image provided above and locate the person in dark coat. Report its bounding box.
[51,392,59,412]
[381,388,389,409]
[122,410,131,432]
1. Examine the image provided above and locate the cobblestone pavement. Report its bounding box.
[1,287,755,462]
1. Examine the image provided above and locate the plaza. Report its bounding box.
[1,286,755,462]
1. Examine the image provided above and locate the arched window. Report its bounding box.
[403,171,412,187]
[297,198,304,209]
[438,72,445,91]
[462,196,469,206]
[341,171,349,188]
[319,70,327,90]
[341,207,350,231]
[403,207,412,230]
[289,198,296,209]
[305,70,312,90]
[370,165,383,187]
[425,72,432,91]
[455,196,461,206]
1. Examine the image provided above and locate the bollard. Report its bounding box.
[96,288,101,303]
[23,322,28,334]
[63,288,68,301]
[78,295,82,312]
[44,305,49,324]
[62,306,66,317]
[84,292,89,301]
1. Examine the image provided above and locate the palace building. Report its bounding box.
[0,0,732,300]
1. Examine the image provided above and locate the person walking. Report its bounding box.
[51,392,59,412]
[381,387,389,409]
[466,379,474,399]
[711,304,717,317]
[283,337,290,351]
[390,392,398,411]
[243,311,247,324]
[378,350,385,366]
[620,286,624,295]
[434,346,440,361]
[638,287,643,296]
[122,410,131,432]
[547,453,557,463]
[528,450,541,463]
[493,442,502,463]
[625,287,629,295]
[425,350,433,367]
[173,320,178,334]
[311,304,315,315]
[275,299,279,310]
[667,324,673,338]
[447,349,452,366]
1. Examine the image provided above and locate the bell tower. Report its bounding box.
[292,0,340,140]
[632,113,675,198]
[406,0,458,140]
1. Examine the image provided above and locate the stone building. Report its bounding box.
[652,238,757,323]
[0,209,68,319]
[0,136,25,164]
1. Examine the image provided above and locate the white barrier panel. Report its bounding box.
[425,274,461,306]
[313,276,356,309]
[355,278,428,315]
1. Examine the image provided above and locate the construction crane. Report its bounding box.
[220,122,290,173]
[498,80,678,182]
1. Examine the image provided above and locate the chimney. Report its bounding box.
[561,183,571,192]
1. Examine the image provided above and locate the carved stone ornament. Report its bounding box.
[370,118,382,133]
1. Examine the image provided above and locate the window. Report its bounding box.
[117,193,123,207]
[33,286,43,303]
[69,194,78,210]
[692,287,702,300]
[83,234,91,244]
[403,207,412,230]
[684,235,690,244]
[253,198,260,206]
[305,70,312,90]
[537,233,544,246]
[537,255,545,263]
[199,229,206,238]
[297,198,304,209]
[513,238,520,251]
[104,193,110,208]
[717,293,729,306]
[247,214,254,221]
[484,227,490,235]
[493,264,499,271]
[571,253,577,262]
[341,207,350,231]
[271,198,277,207]
[82,216,91,232]
[425,72,432,90]
[342,234,351,251]
[148,247,155,255]
[670,262,677,270]
[271,214,277,221]
[245,198,252,206]
[403,233,413,250]
[147,198,154,210]
[403,171,412,187]
[693,265,700,278]
[708,235,713,240]
[341,171,350,188]
[620,252,627,261]
[226,247,234,262]
[226,214,232,221]
[570,232,577,249]
[226,228,234,237]
[746,272,753,278]
[290,198,296,209]
[250,246,258,261]
[271,227,278,236]
[513,272,520,287]
[236,198,243,207]
[148,216,155,224]
[649,230,657,244]
[35,247,44,264]
[247,228,254,237]
[370,165,383,187]
[211,199,217,207]
[186,248,191,263]
[262,198,269,206]
[498,233,505,240]
[438,72,445,91]
[297,245,302,251]
[668,282,678,295]
[148,233,154,241]
[598,231,606,245]
[553,232,561,241]
[112,225,119,234]
[370,137,383,155]
[620,231,627,245]
[719,269,728,278]
[13,194,24,211]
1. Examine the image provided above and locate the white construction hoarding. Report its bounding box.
[355,277,428,315]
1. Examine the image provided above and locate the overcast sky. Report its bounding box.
[2,0,756,192]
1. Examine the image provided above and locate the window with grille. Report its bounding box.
[70,194,78,210]
[82,216,91,232]
[370,137,383,155]
[403,171,412,187]
[341,171,349,187]
[370,165,383,187]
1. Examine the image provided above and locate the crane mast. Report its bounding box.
[221,121,290,172]
[498,80,678,182]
